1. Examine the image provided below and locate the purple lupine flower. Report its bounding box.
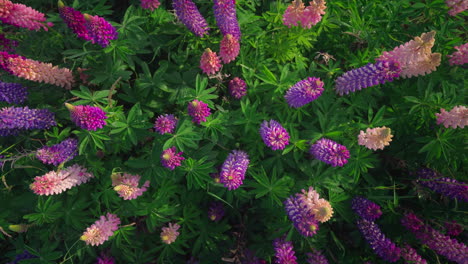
[357,218,401,262]
[229,77,247,99]
[58,1,91,41]
[187,99,211,124]
[0,33,18,52]
[83,13,118,47]
[213,0,241,39]
[309,138,350,167]
[259,120,290,151]
[154,114,177,134]
[140,0,160,11]
[0,81,27,104]
[351,196,382,221]
[402,213,468,263]
[306,249,328,264]
[65,103,107,131]
[445,221,463,237]
[284,194,320,237]
[242,249,266,264]
[36,138,78,166]
[273,237,298,264]
[161,146,185,170]
[96,253,115,264]
[219,150,249,190]
[416,168,468,202]
[335,60,401,96]
[400,244,427,264]
[7,250,37,264]
[173,0,210,37]
[0,106,56,136]
[208,201,225,222]
[284,77,324,108]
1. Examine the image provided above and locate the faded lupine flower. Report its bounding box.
[445,221,463,237]
[140,0,160,11]
[200,48,222,75]
[259,120,290,151]
[161,222,180,244]
[0,33,18,52]
[0,106,56,136]
[416,168,468,202]
[435,105,467,129]
[96,253,115,264]
[273,237,298,264]
[6,250,37,264]
[401,244,427,264]
[284,194,320,237]
[448,43,468,66]
[446,0,468,16]
[284,77,324,108]
[80,213,120,246]
[208,201,225,222]
[58,1,91,41]
[402,213,468,263]
[335,60,401,96]
[213,0,241,39]
[0,81,27,104]
[358,126,393,150]
[65,103,107,131]
[111,172,150,200]
[229,77,247,99]
[30,164,94,195]
[173,0,209,37]
[283,0,326,29]
[299,187,334,223]
[309,138,350,167]
[220,34,240,64]
[219,150,249,190]
[188,99,211,124]
[377,31,441,78]
[357,218,401,262]
[83,14,118,48]
[306,249,328,264]
[0,0,52,31]
[351,196,382,221]
[36,138,78,166]
[161,146,185,170]
[154,114,177,134]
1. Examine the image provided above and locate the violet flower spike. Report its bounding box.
[65,103,107,131]
[306,248,329,264]
[284,77,324,108]
[357,218,401,262]
[416,168,468,202]
[219,150,249,190]
[36,138,78,166]
[400,244,427,264]
[309,138,350,167]
[259,120,290,151]
[172,0,209,37]
[273,237,298,264]
[83,13,118,48]
[284,194,319,237]
[0,81,28,104]
[0,106,56,136]
[58,1,91,41]
[213,0,241,39]
[351,196,382,221]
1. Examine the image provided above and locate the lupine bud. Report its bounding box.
[446,0,468,16]
[400,244,427,264]
[0,0,52,31]
[111,172,150,200]
[0,106,56,136]
[358,126,393,150]
[416,168,468,202]
[140,0,160,11]
[161,146,185,170]
[357,218,401,262]
[229,77,247,99]
[36,138,78,166]
[213,0,241,39]
[188,99,211,124]
[30,164,93,195]
[8,224,29,233]
[161,222,180,244]
[58,1,91,41]
[83,13,118,48]
[81,213,120,246]
[219,34,240,63]
[219,150,249,190]
[208,201,225,222]
[306,249,328,264]
[284,77,324,108]
[310,138,350,167]
[351,196,382,221]
[0,81,27,104]
[200,48,222,75]
[448,43,468,66]
[65,103,107,131]
[273,237,298,264]
[259,120,290,151]
[435,105,467,129]
[173,0,209,37]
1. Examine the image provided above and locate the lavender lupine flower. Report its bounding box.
[416,168,468,202]
[213,0,241,39]
[259,120,290,151]
[284,77,324,108]
[154,114,177,134]
[219,150,249,190]
[400,244,427,264]
[0,81,27,104]
[58,1,91,41]
[273,237,298,264]
[36,138,78,166]
[83,13,118,48]
[65,103,107,131]
[445,221,463,237]
[357,218,401,262]
[351,196,382,221]
[140,0,160,11]
[173,0,209,37]
[161,146,185,170]
[188,99,211,124]
[208,201,225,222]
[0,106,56,136]
[309,138,350,167]
[402,213,468,263]
[229,77,247,99]
[306,249,328,264]
[219,34,240,63]
[6,250,37,264]
[335,60,401,96]
[284,194,320,237]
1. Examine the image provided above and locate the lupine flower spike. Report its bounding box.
[310,138,350,167]
[446,0,468,16]
[299,186,334,223]
[0,106,56,136]
[200,48,222,75]
[435,105,467,129]
[445,221,463,237]
[285,77,324,108]
[283,0,326,29]
[284,194,320,237]
[358,126,393,150]
[84,13,118,48]
[81,213,120,246]
[154,114,177,134]
[161,223,180,244]
[30,164,94,195]
[0,0,52,31]
[65,103,107,131]
[0,81,27,104]
[219,150,249,190]
[357,219,401,262]
[140,0,160,11]
[229,77,247,99]
[188,99,211,124]
[351,196,382,221]
[219,34,240,63]
[306,249,328,264]
[400,244,427,264]
[213,0,241,39]
[208,201,225,222]
[273,237,298,264]
[448,43,468,65]
[173,0,209,37]
[58,1,90,41]
[111,172,150,200]
[259,120,290,150]
[36,138,78,166]
[416,168,468,202]
[161,146,185,170]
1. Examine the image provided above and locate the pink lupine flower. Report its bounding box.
[219,34,240,64]
[283,0,306,27]
[435,105,467,129]
[358,126,393,150]
[299,187,334,223]
[283,0,326,29]
[229,77,247,99]
[187,99,211,124]
[140,0,160,11]
[30,164,94,195]
[111,172,150,200]
[160,222,180,244]
[447,43,468,66]
[80,213,120,246]
[446,0,468,16]
[161,146,185,170]
[200,48,221,75]
[65,103,107,131]
[0,0,52,31]
[58,1,91,41]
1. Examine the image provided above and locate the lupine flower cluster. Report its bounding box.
[6,250,37,264]
[213,0,241,39]
[229,77,247,99]
[357,219,401,262]
[273,237,297,264]
[188,99,211,124]
[284,77,324,108]
[140,0,160,11]
[259,120,290,150]
[65,103,107,131]
[219,150,250,190]
[30,164,94,195]
[306,249,328,264]
[0,81,27,104]
[161,146,185,170]
[111,172,150,200]
[0,33,18,52]
[58,1,90,41]
[446,0,468,16]
[283,0,327,29]
[81,213,120,246]
[154,114,177,134]
[0,106,56,136]
[36,138,78,166]
[351,196,382,221]
[160,222,180,244]
[200,48,222,75]
[435,105,467,129]
[309,138,349,167]
[0,0,52,31]
[416,168,468,202]
[448,43,468,65]
[400,244,427,264]
[358,126,393,150]
[445,221,463,237]
[219,34,240,64]
[173,0,210,37]
[208,201,225,222]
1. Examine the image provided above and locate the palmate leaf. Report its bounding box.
[247,167,293,206]
[182,158,215,190]
[23,197,63,225]
[163,119,202,152]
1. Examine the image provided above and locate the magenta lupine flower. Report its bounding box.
[36,138,78,166]
[140,0,160,11]
[402,213,468,263]
[200,48,222,75]
[111,172,150,200]
[416,168,468,202]
[161,222,180,244]
[306,249,328,264]
[435,105,467,129]
[208,201,225,222]
[213,0,241,39]
[448,43,468,66]
[0,106,56,136]
[284,194,320,237]
[259,120,290,151]
[400,244,427,264]
[446,0,468,16]
[83,13,118,48]
[188,99,211,124]
[65,103,107,131]
[0,81,27,104]
[58,1,91,41]
[161,146,185,170]
[309,138,349,167]
[284,77,324,108]
[96,253,115,264]
[220,34,240,64]
[81,213,120,246]
[445,221,463,237]
[219,150,249,190]
[30,164,94,195]
[357,218,401,262]
[351,196,382,221]
[154,114,177,134]
[0,33,18,52]
[173,0,210,37]
[229,77,247,99]
[273,237,298,264]
[0,0,52,31]
[283,0,305,28]
[283,0,326,29]
[335,60,401,96]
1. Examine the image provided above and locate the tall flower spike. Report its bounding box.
[208,201,225,222]
[309,138,350,167]
[154,114,177,134]
[357,218,401,262]
[335,60,401,96]
[284,194,320,237]
[36,138,78,166]
[200,48,222,75]
[172,0,209,37]
[416,168,468,202]
[161,146,185,170]
[65,103,107,131]
[219,150,249,190]
[188,99,211,124]
[400,244,427,264]
[161,223,180,244]
[0,81,27,104]
[30,164,94,195]
[229,77,247,99]
[285,77,324,108]
[140,0,160,11]
[273,237,298,264]
[83,13,118,48]
[351,196,382,221]
[448,43,468,66]
[80,213,120,246]
[306,249,328,264]
[58,1,91,41]
[446,0,468,16]
[111,172,150,200]
[259,120,290,151]
[0,106,56,136]
[0,0,52,31]
[219,34,240,64]
[213,0,241,39]
[435,105,468,129]
[358,126,393,150]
